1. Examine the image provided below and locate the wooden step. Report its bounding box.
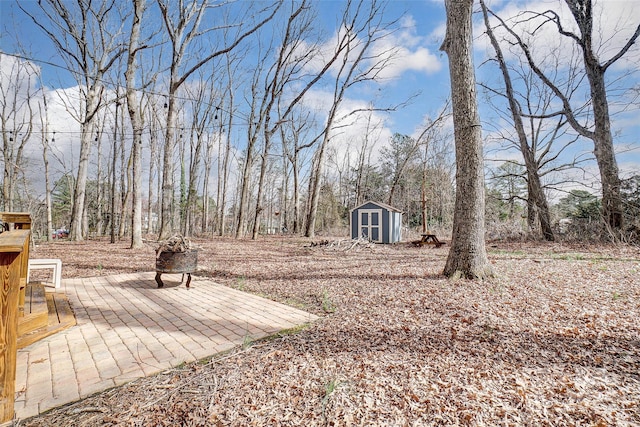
[17,284,48,336]
[17,289,77,349]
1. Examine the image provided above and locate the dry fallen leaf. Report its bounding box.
[23,237,640,427]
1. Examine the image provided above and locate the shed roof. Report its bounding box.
[350,200,403,214]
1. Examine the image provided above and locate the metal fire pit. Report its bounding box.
[155,249,198,288]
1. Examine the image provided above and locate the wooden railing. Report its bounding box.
[0,213,31,423]
[0,212,31,231]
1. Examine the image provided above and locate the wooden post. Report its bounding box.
[0,229,31,423]
[0,213,32,319]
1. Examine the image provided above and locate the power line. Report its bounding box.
[1,51,253,123]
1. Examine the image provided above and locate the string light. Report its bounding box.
[0,122,245,139]
[1,54,255,126]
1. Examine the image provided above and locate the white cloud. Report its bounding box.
[370,14,442,80]
[478,0,640,69]
[376,46,441,80]
[303,12,443,84]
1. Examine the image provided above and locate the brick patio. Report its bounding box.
[14,272,317,420]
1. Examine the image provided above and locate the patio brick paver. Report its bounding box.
[14,272,318,420]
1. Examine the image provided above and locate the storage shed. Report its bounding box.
[350,201,403,244]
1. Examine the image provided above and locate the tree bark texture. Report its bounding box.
[126,0,145,249]
[441,0,493,279]
[565,0,625,231]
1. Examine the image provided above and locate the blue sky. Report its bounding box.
[1,0,638,200]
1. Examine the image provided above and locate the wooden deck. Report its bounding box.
[17,284,76,349]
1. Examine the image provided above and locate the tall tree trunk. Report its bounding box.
[218,94,233,236]
[252,128,274,239]
[202,134,212,234]
[38,86,53,242]
[236,137,255,238]
[147,115,160,234]
[126,0,145,248]
[43,143,53,241]
[305,139,328,238]
[185,131,204,236]
[70,85,101,241]
[441,0,493,279]
[159,93,177,239]
[565,0,628,231]
[292,155,300,234]
[236,85,261,239]
[110,93,120,244]
[95,127,104,236]
[280,152,288,233]
[118,115,131,239]
[70,121,94,241]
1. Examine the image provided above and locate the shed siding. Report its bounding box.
[350,201,402,244]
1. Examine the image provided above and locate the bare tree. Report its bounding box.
[251,0,334,240]
[144,87,166,235]
[305,0,400,238]
[109,89,122,243]
[353,110,382,207]
[93,119,106,236]
[181,69,220,236]
[440,0,493,279]
[480,53,587,235]
[492,0,640,233]
[280,108,315,234]
[235,54,264,238]
[117,94,132,239]
[198,59,230,235]
[24,1,128,240]
[480,0,555,241]
[384,104,450,210]
[235,0,353,239]
[0,55,35,211]
[215,59,236,236]
[156,0,281,239]
[415,109,451,234]
[35,73,54,242]
[20,0,129,241]
[125,0,147,248]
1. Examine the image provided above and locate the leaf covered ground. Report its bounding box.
[22,236,640,426]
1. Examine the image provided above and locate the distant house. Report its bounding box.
[349,201,403,244]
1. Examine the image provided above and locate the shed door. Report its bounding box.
[358,209,382,243]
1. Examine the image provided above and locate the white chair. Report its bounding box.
[27,258,62,289]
